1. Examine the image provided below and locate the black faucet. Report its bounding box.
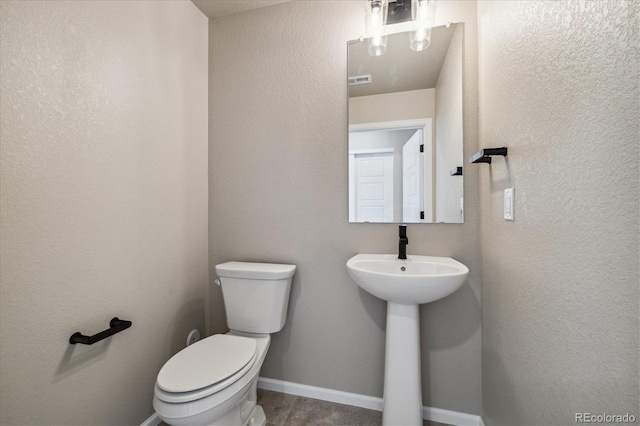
[398,224,409,260]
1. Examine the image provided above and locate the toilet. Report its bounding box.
[153,261,296,426]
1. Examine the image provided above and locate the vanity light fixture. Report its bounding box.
[365,0,388,56]
[410,0,437,51]
[364,0,437,56]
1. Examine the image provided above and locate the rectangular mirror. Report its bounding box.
[348,23,464,223]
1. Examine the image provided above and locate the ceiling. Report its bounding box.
[191,0,290,19]
[348,24,456,97]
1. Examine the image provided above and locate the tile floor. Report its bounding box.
[160,389,450,425]
[257,389,450,426]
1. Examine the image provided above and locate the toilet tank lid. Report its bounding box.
[215,262,296,280]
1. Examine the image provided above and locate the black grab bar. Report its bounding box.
[69,317,132,345]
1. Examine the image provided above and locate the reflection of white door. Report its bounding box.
[353,152,394,222]
[349,119,434,223]
[403,131,422,222]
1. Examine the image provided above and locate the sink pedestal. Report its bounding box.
[346,254,469,426]
[383,303,422,426]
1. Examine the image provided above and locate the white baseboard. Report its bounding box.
[258,377,382,411]
[258,377,482,426]
[140,412,161,426]
[422,405,481,426]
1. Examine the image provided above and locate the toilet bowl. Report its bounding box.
[153,333,270,426]
[153,262,295,426]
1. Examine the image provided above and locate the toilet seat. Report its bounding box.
[155,334,258,404]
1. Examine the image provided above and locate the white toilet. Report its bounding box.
[153,261,296,426]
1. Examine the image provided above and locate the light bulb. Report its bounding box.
[365,0,388,56]
[410,0,436,51]
[410,27,431,51]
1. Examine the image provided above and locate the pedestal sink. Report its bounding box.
[346,254,469,426]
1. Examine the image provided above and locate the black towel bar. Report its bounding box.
[69,317,132,345]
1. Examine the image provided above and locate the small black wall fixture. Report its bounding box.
[470,147,508,164]
[69,317,132,345]
[450,166,463,176]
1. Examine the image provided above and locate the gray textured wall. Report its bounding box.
[0,2,209,424]
[478,1,639,424]
[208,1,482,414]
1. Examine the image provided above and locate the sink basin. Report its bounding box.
[347,254,469,304]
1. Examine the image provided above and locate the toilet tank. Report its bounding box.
[215,262,296,334]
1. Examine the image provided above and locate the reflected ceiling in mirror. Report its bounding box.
[348,23,464,224]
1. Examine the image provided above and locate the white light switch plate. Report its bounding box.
[504,188,514,221]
